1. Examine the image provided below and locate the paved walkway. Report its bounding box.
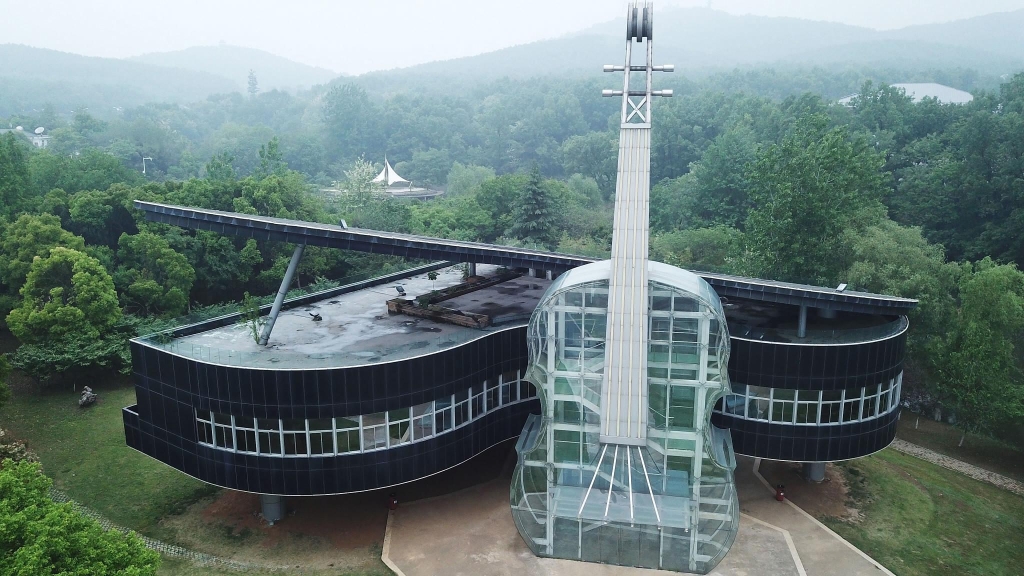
[48,488,283,572]
[890,439,1024,497]
[737,457,894,576]
[382,475,803,576]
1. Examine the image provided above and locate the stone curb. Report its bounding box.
[889,439,1024,497]
[47,488,288,572]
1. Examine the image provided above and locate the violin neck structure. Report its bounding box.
[511,3,740,573]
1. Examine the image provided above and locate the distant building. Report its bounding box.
[838,82,974,106]
[0,126,51,148]
[372,156,444,200]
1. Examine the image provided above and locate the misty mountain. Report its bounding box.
[131,45,339,92]
[0,44,237,116]
[356,7,1024,89]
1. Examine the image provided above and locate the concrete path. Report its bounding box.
[383,454,909,576]
[383,476,802,576]
[737,457,894,576]
[890,439,1024,497]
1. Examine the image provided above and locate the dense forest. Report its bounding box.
[1,62,1023,451]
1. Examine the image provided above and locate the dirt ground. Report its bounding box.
[158,439,518,573]
[757,460,860,521]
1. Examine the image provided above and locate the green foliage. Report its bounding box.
[476,173,527,238]
[931,259,1024,441]
[114,232,195,316]
[745,115,887,285]
[445,162,495,196]
[0,213,86,301]
[0,459,160,575]
[845,220,960,352]
[0,133,31,219]
[651,227,744,273]
[240,292,266,344]
[0,357,9,411]
[395,148,452,187]
[6,247,121,345]
[408,195,490,241]
[508,166,557,248]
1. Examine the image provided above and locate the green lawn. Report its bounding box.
[0,378,216,534]
[896,416,1024,483]
[827,449,1024,576]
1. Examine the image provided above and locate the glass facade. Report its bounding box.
[196,371,536,457]
[511,262,739,574]
[715,374,902,426]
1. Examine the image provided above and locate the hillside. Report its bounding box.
[353,7,1024,90]
[0,44,236,116]
[131,45,339,91]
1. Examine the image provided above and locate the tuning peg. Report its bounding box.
[602,90,624,97]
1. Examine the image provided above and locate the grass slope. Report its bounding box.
[0,379,215,532]
[829,450,1024,576]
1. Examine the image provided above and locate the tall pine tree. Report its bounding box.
[508,166,557,248]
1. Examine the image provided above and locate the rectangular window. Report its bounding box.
[234,416,257,453]
[555,400,583,424]
[651,318,671,342]
[196,410,213,445]
[553,430,581,464]
[486,379,501,411]
[668,386,695,429]
[309,418,333,455]
[471,388,485,419]
[842,397,860,423]
[283,419,307,456]
[435,397,453,433]
[362,413,387,451]
[257,418,281,455]
[335,417,359,453]
[520,380,535,400]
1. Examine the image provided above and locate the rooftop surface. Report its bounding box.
[158,265,550,369]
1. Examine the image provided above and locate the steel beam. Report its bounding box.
[258,245,305,346]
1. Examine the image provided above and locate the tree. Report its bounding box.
[0,133,31,219]
[845,219,960,353]
[476,173,527,241]
[0,459,160,575]
[685,125,758,229]
[559,132,617,197]
[6,247,121,344]
[651,227,744,273]
[241,292,265,344]
[508,166,557,248]
[744,115,887,285]
[255,137,286,180]
[114,232,195,317]
[247,69,259,98]
[445,162,495,197]
[0,356,9,411]
[931,259,1024,445]
[0,214,86,304]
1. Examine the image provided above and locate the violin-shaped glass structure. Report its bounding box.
[510,3,738,572]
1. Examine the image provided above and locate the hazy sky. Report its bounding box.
[2,0,1023,74]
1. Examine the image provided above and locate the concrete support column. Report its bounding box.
[466,262,477,277]
[528,268,536,278]
[260,494,285,524]
[803,462,826,483]
[798,305,807,339]
[545,270,553,280]
[258,244,305,346]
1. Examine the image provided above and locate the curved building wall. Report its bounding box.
[712,321,908,462]
[124,326,537,495]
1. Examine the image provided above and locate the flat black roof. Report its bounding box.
[137,201,917,315]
